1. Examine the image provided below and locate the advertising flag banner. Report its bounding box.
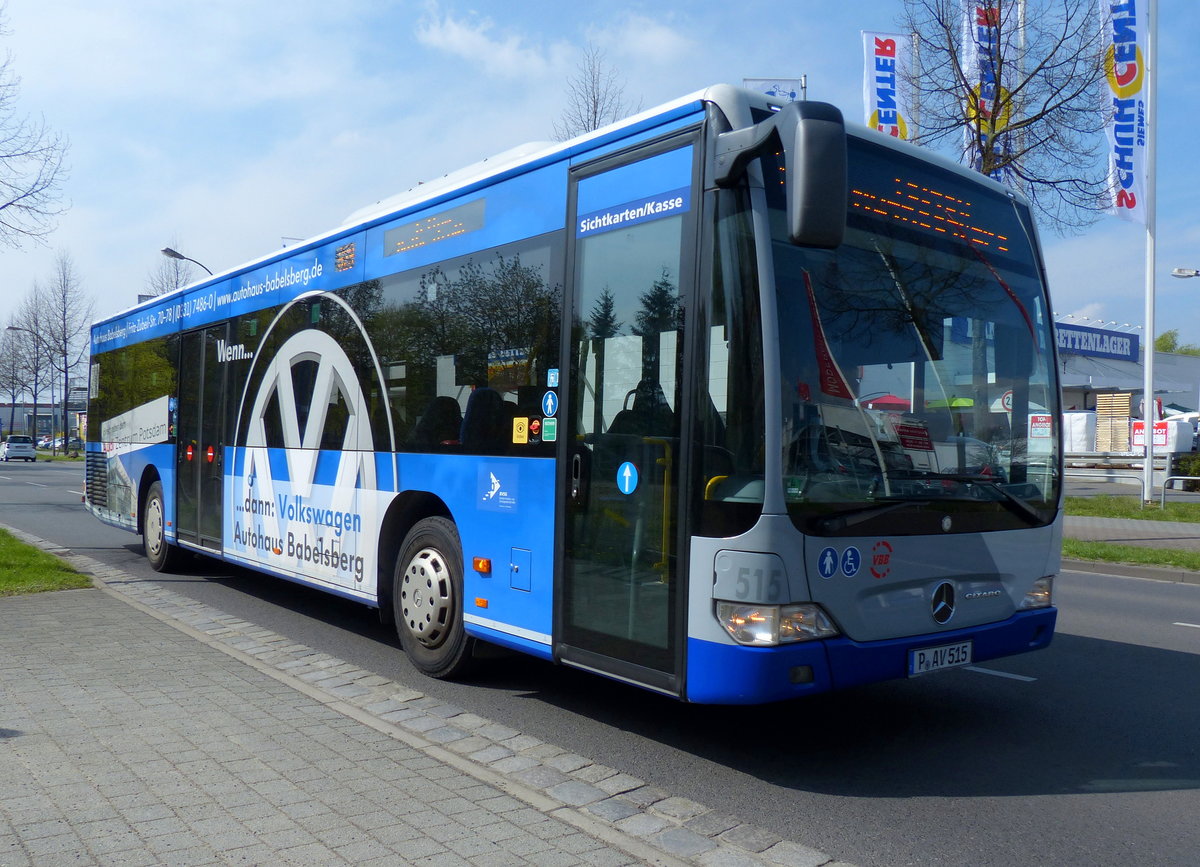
[962,1,1012,179]
[1099,0,1148,223]
[861,31,914,139]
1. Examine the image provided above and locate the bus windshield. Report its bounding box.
[768,136,1060,536]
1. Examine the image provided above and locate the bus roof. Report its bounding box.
[94,82,1032,331]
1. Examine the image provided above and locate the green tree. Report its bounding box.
[588,287,622,338]
[633,269,681,378]
[1155,329,1200,356]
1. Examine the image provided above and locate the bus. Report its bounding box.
[85,84,1060,704]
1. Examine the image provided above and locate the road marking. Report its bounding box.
[25,482,48,488]
[964,665,1037,682]
[1173,622,1200,630]
[69,490,84,496]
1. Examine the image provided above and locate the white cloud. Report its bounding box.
[1058,302,1108,323]
[415,3,563,78]
[598,14,694,65]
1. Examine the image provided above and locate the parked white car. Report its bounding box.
[1,435,37,462]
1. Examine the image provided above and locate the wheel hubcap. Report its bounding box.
[146,498,163,557]
[400,546,453,648]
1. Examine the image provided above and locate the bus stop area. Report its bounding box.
[3,507,1198,866]
[0,524,839,867]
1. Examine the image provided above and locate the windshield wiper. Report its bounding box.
[817,497,931,532]
[884,470,1044,523]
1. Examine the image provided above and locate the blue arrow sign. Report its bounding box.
[617,461,639,495]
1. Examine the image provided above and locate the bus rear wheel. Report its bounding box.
[143,481,181,572]
[393,517,475,679]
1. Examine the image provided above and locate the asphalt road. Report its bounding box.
[3,460,1198,867]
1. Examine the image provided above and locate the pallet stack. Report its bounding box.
[1095,392,1131,453]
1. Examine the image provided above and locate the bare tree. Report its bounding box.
[144,237,196,296]
[0,3,69,247]
[899,0,1109,234]
[0,325,22,437]
[12,283,53,444]
[41,251,93,451]
[553,43,641,141]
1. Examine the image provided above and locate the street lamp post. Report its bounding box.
[160,247,214,276]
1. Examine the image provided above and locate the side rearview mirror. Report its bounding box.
[714,101,847,249]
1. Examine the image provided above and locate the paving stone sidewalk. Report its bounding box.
[1063,515,1200,551]
[0,525,847,867]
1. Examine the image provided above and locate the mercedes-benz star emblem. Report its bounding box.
[931,581,956,624]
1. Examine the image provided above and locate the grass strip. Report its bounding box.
[1064,495,1200,523]
[1062,537,1200,572]
[0,528,92,596]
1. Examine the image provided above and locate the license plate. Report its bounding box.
[908,641,973,676]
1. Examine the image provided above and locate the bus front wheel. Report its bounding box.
[143,481,181,572]
[393,517,475,679]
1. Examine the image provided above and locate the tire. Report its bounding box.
[393,517,475,678]
[143,480,180,572]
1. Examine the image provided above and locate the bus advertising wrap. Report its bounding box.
[861,31,913,139]
[1100,0,1148,223]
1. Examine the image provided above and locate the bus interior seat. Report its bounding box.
[607,379,674,437]
[407,395,463,448]
[460,387,515,452]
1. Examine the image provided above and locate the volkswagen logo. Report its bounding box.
[931,581,956,624]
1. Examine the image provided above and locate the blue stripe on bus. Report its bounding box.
[576,147,693,214]
[685,639,834,704]
[267,448,290,482]
[363,163,567,281]
[374,452,396,492]
[822,608,1056,690]
[462,619,555,661]
[686,608,1056,704]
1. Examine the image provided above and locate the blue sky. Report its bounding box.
[2,1,1198,344]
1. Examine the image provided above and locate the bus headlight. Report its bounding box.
[716,602,840,646]
[1018,575,1054,609]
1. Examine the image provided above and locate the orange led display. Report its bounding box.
[851,178,1010,252]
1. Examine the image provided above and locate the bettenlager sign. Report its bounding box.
[1055,323,1138,361]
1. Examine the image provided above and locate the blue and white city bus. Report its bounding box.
[86,85,1060,704]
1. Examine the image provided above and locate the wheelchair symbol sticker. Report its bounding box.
[840,546,861,577]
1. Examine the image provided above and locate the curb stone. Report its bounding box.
[1061,557,1200,585]
[1,522,851,867]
